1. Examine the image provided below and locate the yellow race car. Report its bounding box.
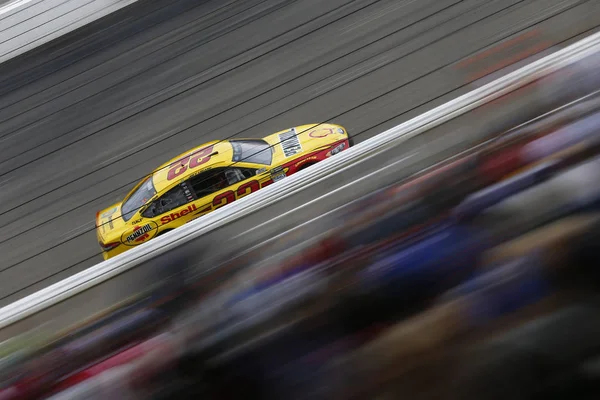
[96,124,352,259]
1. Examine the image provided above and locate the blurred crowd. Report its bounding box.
[3,53,600,399]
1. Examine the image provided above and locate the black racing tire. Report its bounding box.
[298,162,317,172]
[156,228,174,237]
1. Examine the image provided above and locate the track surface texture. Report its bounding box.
[0,0,599,306]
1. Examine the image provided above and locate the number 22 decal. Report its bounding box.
[167,145,215,181]
[212,180,262,209]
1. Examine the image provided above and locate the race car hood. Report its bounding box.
[262,123,348,165]
[95,202,126,246]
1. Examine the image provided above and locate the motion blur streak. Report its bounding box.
[0,0,599,307]
[4,47,600,399]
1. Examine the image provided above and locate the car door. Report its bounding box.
[141,166,267,237]
[139,181,200,233]
[188,166,264,212]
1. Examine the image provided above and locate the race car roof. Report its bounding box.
[151,140,235,193]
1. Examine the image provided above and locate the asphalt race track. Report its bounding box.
[0,0,599,307]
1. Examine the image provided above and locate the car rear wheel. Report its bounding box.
[298,162,317,172]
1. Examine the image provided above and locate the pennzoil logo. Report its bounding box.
[121,221,158,246]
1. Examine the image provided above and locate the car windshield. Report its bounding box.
[230,139,272,165]
[121,176,156,221]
